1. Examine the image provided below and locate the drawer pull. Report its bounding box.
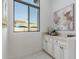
[56,41,58,42]
[60,46,64,49]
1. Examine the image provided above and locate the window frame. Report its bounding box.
[13,0,40,32]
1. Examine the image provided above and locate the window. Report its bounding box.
[29,7,39,31]
[2,0,8,28]
[22,0,39,6]
[14,0,40,32]
[14,2,28,31]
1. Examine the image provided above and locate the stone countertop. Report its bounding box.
[44,34,76,41]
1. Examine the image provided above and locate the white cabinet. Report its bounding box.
[43,35,54,56]
[54,40,66,59]
[47,39,54,56]
[43,38,48,51]
[43,35,76,59]
[54,40,59,58]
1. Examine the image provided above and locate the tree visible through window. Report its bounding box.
[14,0,40,32]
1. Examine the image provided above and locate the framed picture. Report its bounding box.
[53,4,74,31]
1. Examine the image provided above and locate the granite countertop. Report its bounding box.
[44,33,76,40]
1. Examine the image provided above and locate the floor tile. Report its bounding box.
[21,51,53,59]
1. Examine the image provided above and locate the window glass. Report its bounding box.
[14,2,28,32]
[29,7,39,31]
[22,0,39,6]
[14,0,40,32]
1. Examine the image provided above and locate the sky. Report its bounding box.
[15,0,39,24]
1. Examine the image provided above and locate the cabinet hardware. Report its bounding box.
[56,41,58,42]
[60,46,64,49]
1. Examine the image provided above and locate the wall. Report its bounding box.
[2,0,8,59]
[2,28,8,59]
[52,0,75,12]
[8,0,52,59]
[49,0,76,34]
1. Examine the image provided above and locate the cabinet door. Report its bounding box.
[43,35,50,51]
[43,39,48,51]
[59,45,64,59]
[47,39,54,56]
[54,40,66,59]
[54,40,59,59]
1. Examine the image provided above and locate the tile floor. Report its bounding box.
[21,51,53,59]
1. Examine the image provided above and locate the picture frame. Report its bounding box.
[53,4,74,31]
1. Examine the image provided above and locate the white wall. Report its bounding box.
[2,0,8,59]
[52,0,75,12]
[8,0,52,59]
[2,28,8,59]
[49,0,76,34]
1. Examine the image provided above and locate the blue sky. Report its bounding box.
[15,0,39,24]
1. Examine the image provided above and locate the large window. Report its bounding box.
[14,0,40,32]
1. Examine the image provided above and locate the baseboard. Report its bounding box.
[42,49,55,59]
